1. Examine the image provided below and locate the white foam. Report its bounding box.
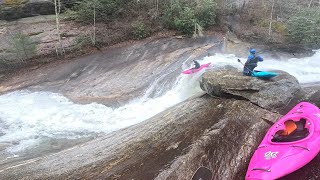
[0,71,204,153]
[200,50,320,84]
[261,50,320,83]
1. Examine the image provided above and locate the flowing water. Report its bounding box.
[0,50,320,167]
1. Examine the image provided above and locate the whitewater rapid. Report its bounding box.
[0,50,320,158]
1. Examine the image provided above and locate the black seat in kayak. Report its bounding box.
[296,118,306,131]
[271,118,309,142]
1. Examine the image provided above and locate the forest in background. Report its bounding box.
[64,0,320,48]
[0,0,319,70]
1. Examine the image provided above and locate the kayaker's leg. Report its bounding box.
[246,64,256,76]
[243,66,252,76]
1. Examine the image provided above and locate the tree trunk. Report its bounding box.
[93,3,96,46]
[268,0,275,37]
[156,0,159,17]
[54,0,64,57]
[309,0,313,7]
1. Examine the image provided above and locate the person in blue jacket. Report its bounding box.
[192,60,200,69]
[243,49,263,76]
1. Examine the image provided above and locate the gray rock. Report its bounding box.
[296,85,320,107]
[0,35,222,107]
[0,0,54,20]
[0,0,76,20]
[267,84,320,114]
[200,69,301,112]
[301,85,320,108]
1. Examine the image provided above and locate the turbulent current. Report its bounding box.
[0,50,320,164]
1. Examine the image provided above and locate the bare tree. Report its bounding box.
[54,0,65,57]
[92,0,96,46]
[156,0,159,17]
[86,0,99,47]
[268,0,275,37]
[309,0,313,7]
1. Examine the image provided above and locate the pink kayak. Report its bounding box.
[182,63,211,74]
[246,102,320,180]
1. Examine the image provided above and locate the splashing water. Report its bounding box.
[0,50,319,155]
[201,50,320,84]
[0,69,205,154]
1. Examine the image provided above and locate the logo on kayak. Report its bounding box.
[264,151,279,160]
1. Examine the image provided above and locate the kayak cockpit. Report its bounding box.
[271,118,310,142]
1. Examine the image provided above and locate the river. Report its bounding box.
[0,49,320,171]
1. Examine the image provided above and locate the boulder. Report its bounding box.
[200,69,301,113]
[0,0,76,20]
[301,85,320,108]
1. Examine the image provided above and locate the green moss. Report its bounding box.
[4,0,26,7]
[272,22,287,35]
[10,32,37,62]
[257,20,287,35]
[73,34,93,49]
[131,20,149,40]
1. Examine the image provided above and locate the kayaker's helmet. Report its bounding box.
[250,49,256,54]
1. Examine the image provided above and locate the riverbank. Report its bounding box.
[1,5,317,80]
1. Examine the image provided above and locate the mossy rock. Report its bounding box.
[4,0,27,7]
[0,0,78,20]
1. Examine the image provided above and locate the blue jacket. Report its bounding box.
[243,54,263,75]
[246,54,263,65]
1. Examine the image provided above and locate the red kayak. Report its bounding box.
[182,63,211,74]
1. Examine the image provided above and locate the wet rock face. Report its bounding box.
[302,85,320,108]
[279,85,320,115]
[0,36,220,106]
[0,0,75,20]
[200,69,301,113]
[0,97,280,180]
[280,153,320,180]
[1,0,54,20]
